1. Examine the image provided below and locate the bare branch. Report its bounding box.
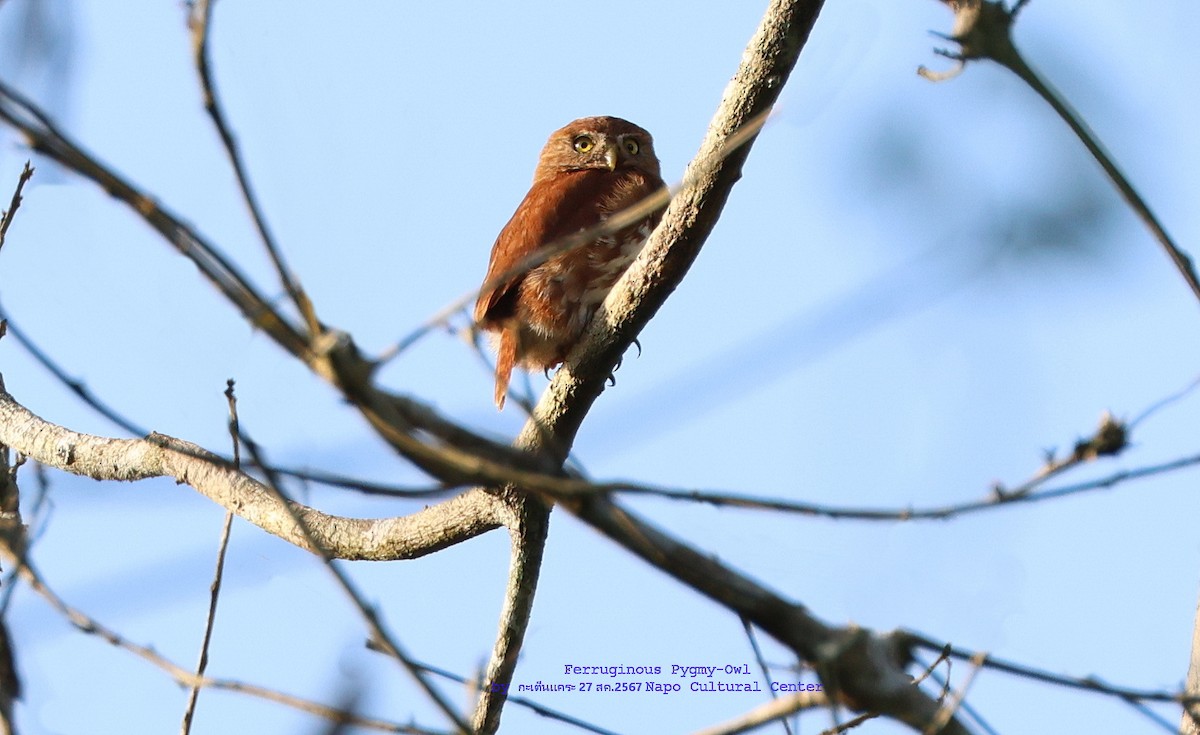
[0,552,448,735]
[0,310,461,497]
[739,618,796,735]
[691,691,827,735]
[482,2,972,728]
[0,59,599,529]
[594,447,1200,524]
[920,0,1200,306]
[180,381,241,735]
[815,712,875,734]
[911,653,999,735]
[0,162,33,253]
[0,313,147,436]
[0,78,311,357]
[909,631,1197,706]
[1131,373,1200,429]
[180,511,234,735]
[405,658,622,735]
[234,430,473,733]
[0,79,567,493]
[925,652,986,734]
[469,498,550,733]
[186,0,319,335]
[0,377,503,560]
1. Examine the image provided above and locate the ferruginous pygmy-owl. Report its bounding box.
[474,116,667,409]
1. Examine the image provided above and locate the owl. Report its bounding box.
[474,116,667,409]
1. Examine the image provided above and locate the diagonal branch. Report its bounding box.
[0,549,451,735]
[0,161,33,252]
[467,1,827,728]
[467,3,826,727]
[919,0,1200,306]
[187,0,320,335]
[234,412,472,733]
[180,381,242,735]
[476,0,972,732]
[0,77,602,508]
[0,75,569,492]
[0,78,312,357]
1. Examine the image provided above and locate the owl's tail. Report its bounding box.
[494,329,517,410]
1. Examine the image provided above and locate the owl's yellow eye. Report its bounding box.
[572,136,594,153]
[623,138,640,155]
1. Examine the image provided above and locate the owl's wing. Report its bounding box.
[474,170,611,326]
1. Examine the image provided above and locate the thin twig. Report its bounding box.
[921,0,1200,305]
[925,652,986,734]
[235,432,473,733]
[0,457,49,617]
[912,652,1000,735]
[187,0,319,335]
[201,678,446,735]
[907,631,1200,705]
[815,712,874,734]
[1089,675,1180,733]
[0,555,446,734]
[180,512,234,734]
[179,382,241,734]
[997,412,1126,499]
[691,692,826,735]
[0,445,21,731]
[911,646,952,689]
[406,658,623,735]
[0,312,147,435]
[1130,373,1200,429]
[0,311,460,496]
[598,449,1200,521]
[0,162,33,253]
[740,618,794,735]
[0,78,311,358]
[1005,51,1200,304]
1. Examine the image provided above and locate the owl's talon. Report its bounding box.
[632,338,642,358]
[607,372,617,387]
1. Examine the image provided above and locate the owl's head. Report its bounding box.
[535,116,661,181]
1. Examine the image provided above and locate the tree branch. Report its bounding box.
[449,0,980,731]
[919,0,1200,307]
[0,161,33,253]
[0,377,502,561]
[0,550,450,735]
[486,0,969,732]
[187,0,319,335]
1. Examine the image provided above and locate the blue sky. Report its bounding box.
[1,1,1199,733]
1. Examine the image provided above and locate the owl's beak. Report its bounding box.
[603,145,619,172]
